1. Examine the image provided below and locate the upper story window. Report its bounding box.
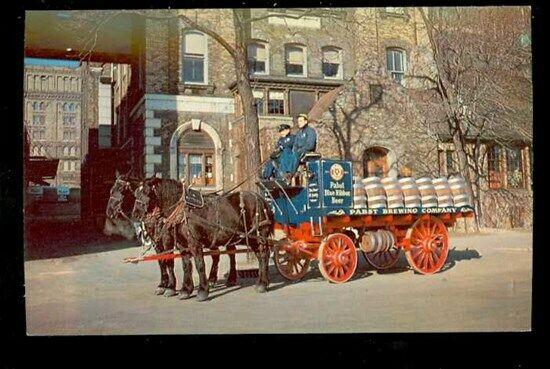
[32,115,45,125]
[322,46,343,79]
[385,7,405,14]
[248,42,269,75]
[386,48,406,84]
[285,44,307,77]
[182,31,207,84]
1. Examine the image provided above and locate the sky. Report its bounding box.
[24,58,80,68]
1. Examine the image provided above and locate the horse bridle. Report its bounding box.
[107,179,134,221]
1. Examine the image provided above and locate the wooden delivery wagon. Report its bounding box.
[258,157,474,283]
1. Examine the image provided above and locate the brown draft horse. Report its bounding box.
[130,177,249,298]
[106,174,228,297]
[133,177,274,302]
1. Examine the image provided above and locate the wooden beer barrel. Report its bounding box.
[363,177,387,208]
[432,177,454,207]
[398,177,421,208]
[448,176,471,207]
[416,177,438,208]
[381,177,404,208]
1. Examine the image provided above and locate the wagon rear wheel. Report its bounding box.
[405,216,449,275]
[363,247,400,270]
[318,233,358,284]
[273,239,310,281]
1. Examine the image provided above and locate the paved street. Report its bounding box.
[25,229,532,334]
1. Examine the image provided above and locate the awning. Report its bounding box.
[308,85,344,122]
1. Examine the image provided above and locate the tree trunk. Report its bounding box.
[233,10,261,190]
[451,122,477,226]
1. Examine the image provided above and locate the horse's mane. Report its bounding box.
[155,178,183,216]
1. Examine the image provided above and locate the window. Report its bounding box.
[182,31,207,84]
[32,130,45,140]
[487,145,503,189]
[253,90,265,116]
[506,147,524,189]
[63,131,75,141]
[32,102,39,111]
[285,45,307,77]
[289,90,315,116]
[268,90,285,115]
[39,102,45,111]
[369,84,383,103]
[363,147,390,177]
[445,150,457,175]
[248,42,269,75]
[385,7,405,14]
[178,130,216,187]
[386,48,406,84]
[69,103,75,111]
[63,146,69,156]
[322,47,342,79]
[32,115,45,125]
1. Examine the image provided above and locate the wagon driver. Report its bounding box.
[261,123,298,181]
[291,113,317,173]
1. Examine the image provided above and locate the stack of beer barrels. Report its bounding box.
[351,175,472,209]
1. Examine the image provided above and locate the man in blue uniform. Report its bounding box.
[261,124,298,181]
[292,113,317,169]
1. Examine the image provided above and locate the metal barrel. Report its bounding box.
[433,177,454,207]
[416,177,438,208]
[363,177,387,209]
[448,176,472,207]
[381,177,404,208]
[360,230,395,253]
[399,177,422,208]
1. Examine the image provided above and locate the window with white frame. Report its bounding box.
[253,90,265,116]
[386,48,406,84]
[322,46,343,79]
[248,42,269,75]
[285,45,307,77]
[268,90,285,115]
[182,31,207,84]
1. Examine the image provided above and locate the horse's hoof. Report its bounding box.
[155,287,166,295]
[208,280,218,288]
[226,279,237,287]
[254,284,268,293]
[196,290,209,302]
[178,291,191,300]
[164,289,177,298]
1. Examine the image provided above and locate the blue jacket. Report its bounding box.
[292,125,317,158]
[277,134,295,152]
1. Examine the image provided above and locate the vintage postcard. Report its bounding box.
[23,7,532,335]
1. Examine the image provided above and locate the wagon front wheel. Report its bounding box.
[318,233,358,284]
[273,239,310,281]
[405,216,449,275]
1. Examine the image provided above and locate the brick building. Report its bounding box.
[24,62,84,188]
[110,7,532,228]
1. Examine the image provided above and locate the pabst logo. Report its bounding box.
[329,163,344,181]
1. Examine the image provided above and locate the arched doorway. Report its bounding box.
[177,130,216,187]
[363,146,390,178]
[169,120,223,191]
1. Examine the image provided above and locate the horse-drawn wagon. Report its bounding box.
[258,157,474,284]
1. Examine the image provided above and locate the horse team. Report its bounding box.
[105,174,274,302]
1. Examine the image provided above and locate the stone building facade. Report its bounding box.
[112,7,532,229]
[24,64,83,188]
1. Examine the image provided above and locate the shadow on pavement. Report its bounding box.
[439,248,482,273]
[25,219,139,261]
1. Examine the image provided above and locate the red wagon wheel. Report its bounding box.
[405,216,449,275]
[318,233,358,284]
[273,239,310,281]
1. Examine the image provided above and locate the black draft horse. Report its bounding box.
[131,177,256,298]
[133,177,274,302]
